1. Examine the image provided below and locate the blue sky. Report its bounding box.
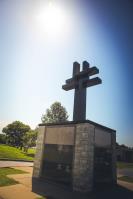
[0,0,133,146]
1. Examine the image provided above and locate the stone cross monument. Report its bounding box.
[62,61,102,121]
[33,61,116,195]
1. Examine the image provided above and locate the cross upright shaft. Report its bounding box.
[73,62,87,121]
[62,61,102,121]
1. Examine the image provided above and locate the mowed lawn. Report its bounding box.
[0,145,35,161]
[0,167,28,186]
[117,161,133,169]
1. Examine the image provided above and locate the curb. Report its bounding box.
[0,158,34,162]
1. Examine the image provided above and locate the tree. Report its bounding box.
[0,134,6,144]
[23,130,38,153]
[2,121,30,149]
[41,102,69,123]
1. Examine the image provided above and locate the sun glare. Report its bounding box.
[36,2,67,36]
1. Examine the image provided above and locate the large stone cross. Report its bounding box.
[62,61,102,121]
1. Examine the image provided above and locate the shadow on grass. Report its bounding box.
[32,178,133,199]
[26,153,35,158]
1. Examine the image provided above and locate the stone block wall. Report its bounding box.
[33,126,46,178]
[73,123,95,192]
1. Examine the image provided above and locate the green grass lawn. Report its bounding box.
[0,144,35,161]
[117,161,133,169]
[0,167,28,187]
[118,176,133,183]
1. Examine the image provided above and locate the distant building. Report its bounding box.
[116,144,133,163]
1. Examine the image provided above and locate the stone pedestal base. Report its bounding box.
[33,120,116,193]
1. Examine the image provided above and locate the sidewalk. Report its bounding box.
[0,167,43,199]
[117,180,133,191]
[0,184,41,199]
[0,161,33,168]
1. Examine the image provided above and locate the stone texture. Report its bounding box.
[33,126,46,178]
[73,123,95,192]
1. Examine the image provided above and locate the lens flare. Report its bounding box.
[36,2,66,36]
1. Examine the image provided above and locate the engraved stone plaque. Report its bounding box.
[41,125,75,185]
[94,128,112,184]
[45,126,75,145]
[95,128,111,147]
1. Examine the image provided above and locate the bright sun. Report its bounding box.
[36,2,66,36]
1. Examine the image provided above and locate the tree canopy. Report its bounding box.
[41,102,69,123]
[0,134,6,144]
[2,121,30,148]
[22,130,37,152]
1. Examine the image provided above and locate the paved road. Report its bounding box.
[0,161,33,168]
[117,168,133,178]
[118,180,133,191]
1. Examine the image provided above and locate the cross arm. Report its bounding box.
[62,81,78,91]
[83,77,102,88]
[66,67,99,84]
[76,66,99,78]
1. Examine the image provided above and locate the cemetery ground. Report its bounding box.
[0,145,133,199]
[0,164,132,199]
